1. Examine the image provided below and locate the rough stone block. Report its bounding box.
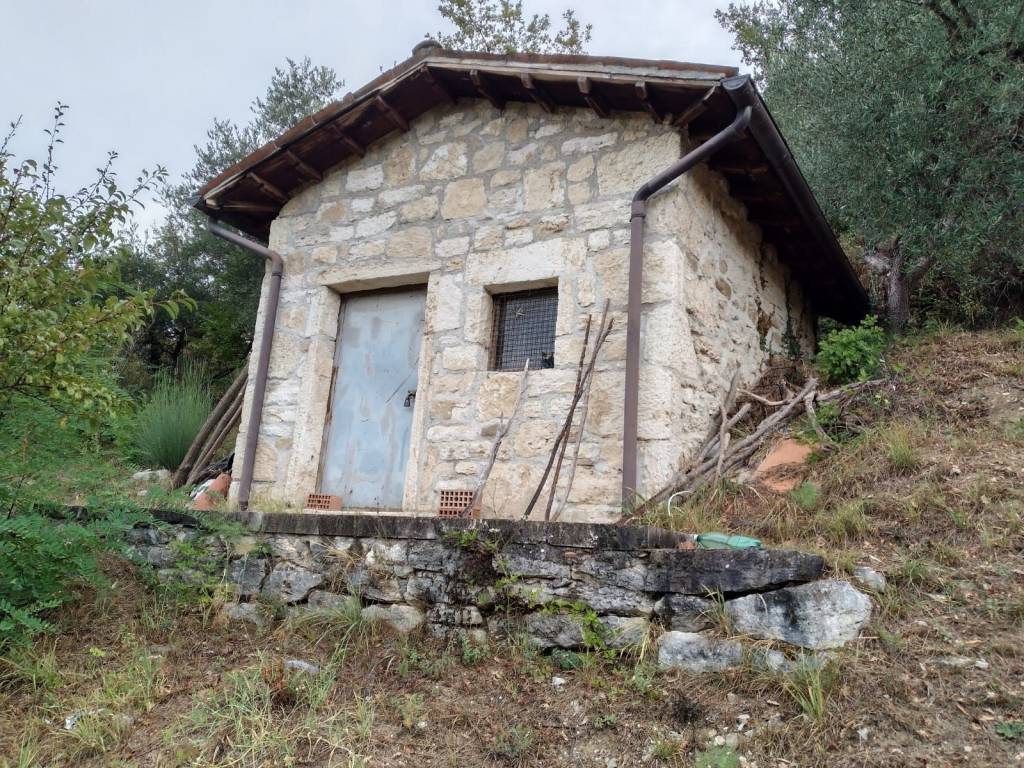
[228,556,268,598]
[653,594,716,632]
[362,603,424,633]
[262,563,323,604]
[656,631,743,672]
[644,548,824,595]
[724,580,871,649]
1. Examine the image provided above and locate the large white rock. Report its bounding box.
[725,580,872,650]
[656,631,743,672]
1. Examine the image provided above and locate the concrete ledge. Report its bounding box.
[246,510,689,551]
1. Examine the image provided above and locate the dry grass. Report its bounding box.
[1,329,1023,767]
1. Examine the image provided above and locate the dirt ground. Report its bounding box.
[1,328,1023,767]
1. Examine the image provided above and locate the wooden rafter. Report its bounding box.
[521,73,556,113]
[470,69,505,110]
[284,150,322,182]
[376,95,409,132]
[634,81,661,121]
[420,65,456,105]
[325,121,365,157]
[213,201,281,214]
[712,162,771,176]
[249,172,287,203]
[672,85,718,128]
[577,76,610,118]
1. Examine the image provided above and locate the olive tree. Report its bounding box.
[435,0,592,54]
[718,1,1024,330]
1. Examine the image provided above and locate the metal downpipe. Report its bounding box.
[206,221,284,513]
[621,102,752,505]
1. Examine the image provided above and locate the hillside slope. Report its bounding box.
[1,328,1022,767]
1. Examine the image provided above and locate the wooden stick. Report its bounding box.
[173,366,247,488]
[803,391,833,446]
[551,378,592,523]
[522,302,612,521]
[187,395,243,485]
[543,316,593,521]
[465,360,530,516]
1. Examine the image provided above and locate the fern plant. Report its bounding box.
[0,514,105,647]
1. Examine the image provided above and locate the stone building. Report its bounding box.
[195,44,867,522]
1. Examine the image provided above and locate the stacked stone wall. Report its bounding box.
[125,513,873,665]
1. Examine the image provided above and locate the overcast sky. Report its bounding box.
[2,1,741,228]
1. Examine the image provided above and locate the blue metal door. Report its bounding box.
[320,288,426,509]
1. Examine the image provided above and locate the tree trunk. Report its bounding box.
[862,237,929,334]
[885,254,912,333]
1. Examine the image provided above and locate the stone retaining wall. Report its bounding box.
[128,512,873,669]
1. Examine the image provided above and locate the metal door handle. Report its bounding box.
[403,390,416,407]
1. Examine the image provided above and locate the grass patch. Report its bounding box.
[778,656,840,722]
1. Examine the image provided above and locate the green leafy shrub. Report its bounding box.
[130,363,211,470]
[815,317,887,384]
[0,515,105,647]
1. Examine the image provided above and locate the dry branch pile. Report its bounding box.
[647,376,886,508]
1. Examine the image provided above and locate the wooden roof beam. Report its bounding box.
[284,150,322,183]
[421,65,456,105]
[470,69,505,110]
[672,85,718,128]
[712,162,771,175]
[325,121,365,157]
[249,172,287,204]
[635,81,661,121]
[577,76,610,118]
[376,95,409,132]
[521,73,556,113]
[213,201,282,215]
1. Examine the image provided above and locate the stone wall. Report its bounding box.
[127,513,872,667]
[231,98,815,520]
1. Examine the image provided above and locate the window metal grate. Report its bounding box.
[490,288,557,371]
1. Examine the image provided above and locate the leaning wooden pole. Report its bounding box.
[172,366,247,488]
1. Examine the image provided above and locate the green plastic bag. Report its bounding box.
[696,532,762,550]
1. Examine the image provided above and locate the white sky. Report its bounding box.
[1,1,741,229]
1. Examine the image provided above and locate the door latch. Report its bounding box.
[403,390,416,407]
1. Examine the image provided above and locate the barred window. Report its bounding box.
[490,288,557,371]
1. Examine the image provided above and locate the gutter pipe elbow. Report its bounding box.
[621,100,752,505]
[206,220,284,513]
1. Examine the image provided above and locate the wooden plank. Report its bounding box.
[521,73,556,113]
[376,95,409,132]
[248,173,287,203]
[470,69,505,110]
[577,76,610,118]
